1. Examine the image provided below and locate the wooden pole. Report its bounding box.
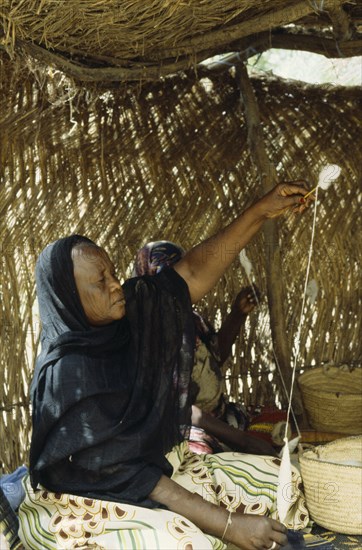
[236,61,305,418]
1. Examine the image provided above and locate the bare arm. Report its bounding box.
[174,182,309,303]
[217,307,248,365]
[217,285,260,365]
[191,405,277,456]
[150,475,229,538]
[149,475,287,549]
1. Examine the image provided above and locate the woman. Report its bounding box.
[133,241,259,418]
[19,182,311,550]
[133,240,277,456]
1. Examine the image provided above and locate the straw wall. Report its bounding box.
[0,53,361,471]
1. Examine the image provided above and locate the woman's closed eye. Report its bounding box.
[97,272,118,285]
[96,276,105,285]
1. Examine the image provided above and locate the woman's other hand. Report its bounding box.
[241,433,278,457]
[232,284,261,315]
[228,514,287,550]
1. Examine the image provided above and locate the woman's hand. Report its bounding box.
[228,514,287,550]
[217,284,261,363]
[256,181,311,219]
[232,285,261,315]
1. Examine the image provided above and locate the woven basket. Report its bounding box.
[298,366,362,434]
[299,436,362,534]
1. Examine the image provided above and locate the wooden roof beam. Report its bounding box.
[324,2,353,41]
[236,61,306,418]
[1,19,360,83]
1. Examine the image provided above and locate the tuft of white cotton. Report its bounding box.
[306,279,319,305]
[239,249,253,279]
[318,164,341,190]
[278,436,300,458]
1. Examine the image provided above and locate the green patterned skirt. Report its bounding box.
[19,442,309,549]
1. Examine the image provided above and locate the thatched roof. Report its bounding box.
[1,0,361,82]
[0,2,361,472]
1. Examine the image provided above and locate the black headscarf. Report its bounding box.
[29,235,194,507]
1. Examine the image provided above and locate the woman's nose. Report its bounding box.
[110,275,121,290]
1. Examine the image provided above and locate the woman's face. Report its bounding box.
[72,245,126,326]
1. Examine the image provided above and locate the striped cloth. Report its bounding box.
[19,441,309,549]
[0,487,22,550]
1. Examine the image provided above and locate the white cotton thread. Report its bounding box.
[285,163,341,435]
[277,177,323,524]
[285,186,319,438]
[238,251,301,437]
[240,166,341,523]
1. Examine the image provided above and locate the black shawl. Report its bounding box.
[29,235,194,507]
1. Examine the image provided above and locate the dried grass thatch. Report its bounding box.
[1,1,361,81]
[0,49,361,472]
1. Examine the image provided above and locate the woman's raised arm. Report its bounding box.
[174,182,310,303]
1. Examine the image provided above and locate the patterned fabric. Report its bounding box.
[169,442,308,527]
[191,336,223,414]
[247,407,291,447]
[19,441,309,550]
[304,533,335,549]
[0,466,28,512]
[0,487,22,550]
[132,241,185,277]
[187,426,223,455]
[309,524,362,549]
